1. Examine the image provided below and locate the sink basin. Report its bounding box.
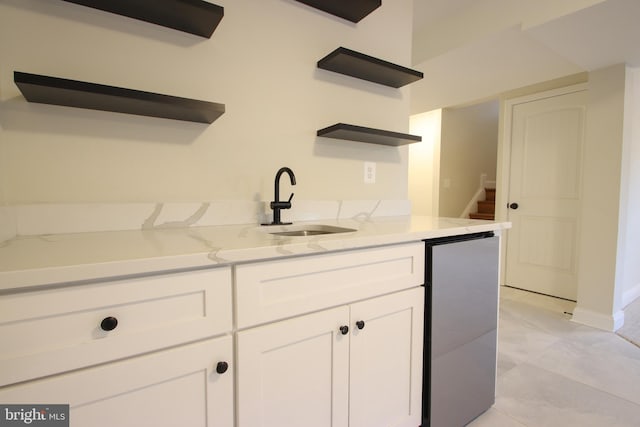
[266,224,357,237]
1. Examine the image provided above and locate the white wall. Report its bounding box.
[408,109,441,216]
[0,0,413,205]
[412,0,606,65]
[411,0,640,114]
[408,102,498,219]
[618,67,640,306]
[438,101,499,217]
[0,103,12,240]
[494,65,636,330]
[573,64,627,330]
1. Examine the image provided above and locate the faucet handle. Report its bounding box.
[270,193,294,210]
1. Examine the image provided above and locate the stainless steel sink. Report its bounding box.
[266,224,356,237]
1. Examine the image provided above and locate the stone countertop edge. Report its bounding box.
[0,216,511,291]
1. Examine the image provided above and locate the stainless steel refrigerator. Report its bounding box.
[422,232,499,427]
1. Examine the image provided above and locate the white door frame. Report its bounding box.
[496,83,588,290]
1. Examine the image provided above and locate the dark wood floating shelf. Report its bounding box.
[318,47,424,88]
[317,123,422,146]
[62,0,224,38]
[295,0,381,23]
[14,71,225,124]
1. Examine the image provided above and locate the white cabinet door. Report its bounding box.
[236,288,424,427]
[349,287,424,427]
[0,337,234,427]
[236,306,350,427]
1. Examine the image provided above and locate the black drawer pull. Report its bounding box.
[100,316,118,331]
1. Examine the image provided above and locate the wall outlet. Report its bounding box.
[364,162,376,184]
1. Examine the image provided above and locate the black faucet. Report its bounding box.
[268,167,296,225]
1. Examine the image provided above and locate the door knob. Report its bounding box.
[216,361,229,374]
[339,325,349,335]
[509,203,519,210]
[100,316,118,331]
[355,320,365,330]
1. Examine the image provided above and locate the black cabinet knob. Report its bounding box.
[509,203,519,210]
[216,361,229,374]
[355,320,365,330]
[339,325,349,335]
[100,316,118,331]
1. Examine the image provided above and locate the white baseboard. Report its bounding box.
[623,283,640,308]
[571,306,625,332]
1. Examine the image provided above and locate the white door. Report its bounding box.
[0,337,234,427]
[236,306,350,427]
[349,288,424,427]
[505,87,587,300]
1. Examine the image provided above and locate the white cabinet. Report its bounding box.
[237,306,350,427]
[235,242,425,427]
[0,267,234,427]
[235,242,424,328]
[0,267,232,386]
[1,240,426,427]
[350,287,424,427]
[0,336,234,427]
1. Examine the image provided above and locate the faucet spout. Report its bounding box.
[269,167,296,225]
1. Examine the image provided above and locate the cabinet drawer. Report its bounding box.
[235,242,424,328]
[0,267,232,386]
[0,336,234,427]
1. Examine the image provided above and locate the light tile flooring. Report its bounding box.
[468,286,640,427]
[617,297,640,347]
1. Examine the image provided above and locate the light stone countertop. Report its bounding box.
[0,216,510,291]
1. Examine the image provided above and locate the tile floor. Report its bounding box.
[468,286,640,427]
[617,297,640,347]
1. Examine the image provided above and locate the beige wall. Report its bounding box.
[413,0,606,63]
[438,101,499,217]
[573,64,627,329]
[0,0,413,204]
[408,101,498,219]
[0,114,5,207]
[618,67,640,304]
[495,65,638,330]
[408,109,441,216]
[410,0,600,113]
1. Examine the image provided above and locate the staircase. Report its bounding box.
[469,188,495,220]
